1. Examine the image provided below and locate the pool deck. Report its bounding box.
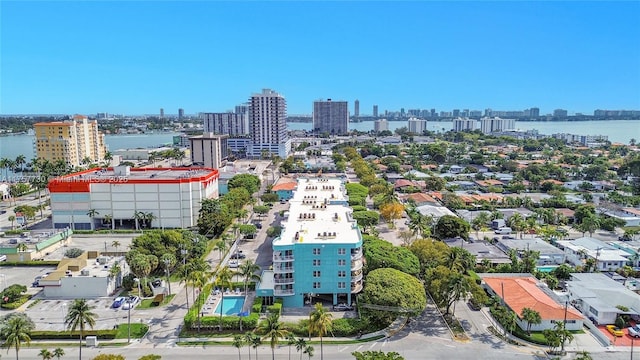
[200,289,255,317]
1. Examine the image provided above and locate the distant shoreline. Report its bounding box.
[286,118,640,123]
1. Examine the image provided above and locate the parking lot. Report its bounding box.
[0,265,57,293]
[42,234,137,261]
[26,297,137,331]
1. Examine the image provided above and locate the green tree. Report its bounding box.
[53,348,65,360]
[303,345,314,359]
[249,333,262,359]
[86,209,99,231]
[1,313,34,360]
[237,259,261,296]
[295,338,307,360]
[309,303,333,360]
[352,351,405,360]
[216,266,234,331]
[38,349,53,360]
[520,307,542,335]
[435,215,470,240]
[232,334,245,360]
[228,174,261,195]
[65,299,97,360]
[8,214,15,230]
[258,313,289,360]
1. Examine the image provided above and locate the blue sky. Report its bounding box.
[1,1,639,116]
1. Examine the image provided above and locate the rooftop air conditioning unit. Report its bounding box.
[80,269,90,276]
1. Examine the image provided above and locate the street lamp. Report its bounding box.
[129,279,140,344]
[163,258,172,295]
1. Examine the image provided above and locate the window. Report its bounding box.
[338,282,346,289]
[338,270,346,277]
[589,306,599,316]
[313,248,321,255]
[338,248,346,255]
[313,282,321,289]
[338,259,346,266]
[313,271,321,277]
[313,259,321,266]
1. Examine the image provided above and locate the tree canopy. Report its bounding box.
[228,174,261,195]
[363,236,420,276]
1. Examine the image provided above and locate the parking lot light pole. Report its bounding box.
[127,301,132,344]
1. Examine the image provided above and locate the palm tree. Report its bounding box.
[250,334,262,359]
[521,307,542,335]
[38,349,52,360]
[133,211,145,231]
[258,313,290,360]
[111,240,121,254]
[216,266,234,331]
[86,209,99,231]
[214,240,227,260]
[1,314,34,360]
[144,212,157,228]
[232,334,245,360]
[65,298,97,360]
[303,345,314,359]
[15,155,26,172]
[308,303,332,360]
[192,269,211,332]
[52,348,65,360]
[8,214,16,230]
[286,333,297,360]
[554,321,574,352]
[237,259,261,295]
[244,332,255,360]
[103,151,113,167]
[103,214,114,230]
[295,337,307,360]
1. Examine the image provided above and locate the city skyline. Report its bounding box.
[1,1,639,115]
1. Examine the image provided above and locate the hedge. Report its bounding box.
[266,299,283,315]
[0,261,59,267]
[252,297,262,313]
[30,329,117,340]
[331,318,374,337]
[0,295,32,309]
[194,313,259,330]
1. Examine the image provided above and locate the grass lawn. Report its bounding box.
[138,294,175,309]
[115,323,149,339]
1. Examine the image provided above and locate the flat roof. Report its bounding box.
[274,177,360,246]
[497,238,564,255]
[48,167,219,192]
[444,239,511,264]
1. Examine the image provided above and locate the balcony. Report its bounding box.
[274,288,295,296]
[273,255,294,262]
[351,259,363,271]
[274,276,295,285]
[273,266,294,274]
[351,282,363,293]
[351,272,363,282]
[351,249,363,261]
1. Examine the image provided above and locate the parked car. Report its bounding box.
[254,222,263,229]
[229,260,240,268]
[620,235,632,241]
[494,227,513,235]
[333,303,353,311]
[628,325,640,338]
[121,296,140,310]
[230,252,246,259]
[111,297,126,308]
[606,325,625,337]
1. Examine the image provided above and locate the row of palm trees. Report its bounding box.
[1,298,96,360]
[85,209,157,231]
[229,302,332,360]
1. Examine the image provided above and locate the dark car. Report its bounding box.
[620,235,632,241]
[254,223,263,229]
[230,252,246,259]
[333,304,353,311]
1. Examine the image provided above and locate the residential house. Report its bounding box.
[557,237,630,271]
[496,238,565,265]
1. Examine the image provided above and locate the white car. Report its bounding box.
[121,296,140,310]
[629,325,640,338]
[229,260,239,268]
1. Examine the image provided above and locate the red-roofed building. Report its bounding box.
[272,178,298,200]
[482,275,583,331]
[402,192,438,206]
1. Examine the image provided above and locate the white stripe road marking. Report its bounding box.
[356,345,364,351]
[369,342,377,349]
[339,346,349,352]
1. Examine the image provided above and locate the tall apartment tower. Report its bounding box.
[34,115,106,167]
[374,119,389,132]
[248,89,291,158]
[178,108,185,119]
[407,118,427,134]
[160,108,164,118]
[479,117,516,134]
[354,100,360,118]
[313,99,349,135]
[203,112,249,136]
[373,105,379,117]
[452,118,476,132]
[529,107,540,118]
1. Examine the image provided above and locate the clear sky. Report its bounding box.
[1,1,639,116]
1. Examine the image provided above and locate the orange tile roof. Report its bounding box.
[272,182,297,191]
[405,192,437,204]
[484,277,582,321]
[623,208,640,217]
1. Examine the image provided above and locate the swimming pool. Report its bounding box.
[213,296,245,316]
[537,265,559,273]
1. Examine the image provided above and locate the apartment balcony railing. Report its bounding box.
[274,288,295,296]
[351,282,363,293]
[351,259,363,271]
[350,272,363,282]
[274,277,295,285]
[351,251,363,261]
[273,255,294,262]
[273,266,295,274]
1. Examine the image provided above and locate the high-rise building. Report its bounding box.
[34,115,106,167]
[452,109,460,118]
[248,89,291,158]
[178,108,184,119]
[160,108,164,118]
[374,119,389,132]
[452,118,476,132]
[430,109,436,118]
[529,107,540,118]
[235,103,249,115]
[313,99,349,135]
[260,177,364,307]
[407,118,427,134]
[189,133,229,169]
[354,100,359,118]
[479,117,516,134]
[553,109,568,118]
[373,105,378,117]
[203,112,249,136]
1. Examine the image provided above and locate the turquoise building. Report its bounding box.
[257,177,364,308]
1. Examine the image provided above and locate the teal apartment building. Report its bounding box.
[257,177,364,308]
